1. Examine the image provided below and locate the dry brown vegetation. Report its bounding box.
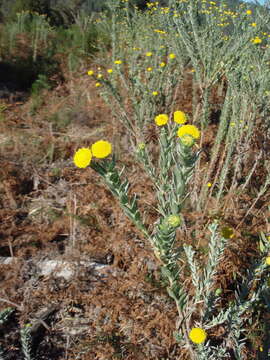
[0,51,270,359]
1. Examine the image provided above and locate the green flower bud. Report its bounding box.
[215,288,222,296]
[166,215,181,228]
[138,142,146,150]
[180,134,195,147]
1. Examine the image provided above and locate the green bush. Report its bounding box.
[9,0,50,20]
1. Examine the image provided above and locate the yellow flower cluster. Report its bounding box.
[177,125,200,139]
[251,37,262,44]
[73,140,112,168]
[189,327,207,344]
[154,111,200,145]
[174,110,187,124]
[155,114,168,126]
[155,111,188,126]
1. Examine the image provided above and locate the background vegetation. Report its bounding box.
[0,0,270,359]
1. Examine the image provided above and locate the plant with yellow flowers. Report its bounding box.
[73,106,270,359]
[76,0,270,358]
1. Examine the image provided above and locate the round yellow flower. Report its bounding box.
[220,226,234,239]
[265,257,270,266]
[152,91,158,96]
[95,82,101,87]
[147,67,153,72]
[207,182,212,187]
[146,51,153,56]
[107,68,113,73]
[114,60,122,64]
[155,114,169,126]
[252,37,262,44]
[246,10,252,15]
[160,62,166,67]
[177,125,200,139]
[189,327,207,344]
[169,53,176,59]
[87,70,94,76]
[251,22,257,27]
[91,140,112,158]
[97,73,103,79]
[73,148,92,168]
[174,110,187,124]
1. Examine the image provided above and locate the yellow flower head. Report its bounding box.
[107,68,113,73]
[174,110,187,124]
[221,226,234,239]
[146,52,153,57]
[95,82,101,87]
[246,10,252,15]
[251,22,257,27]
[265,257,270,266]
[114,60,122,64]
[147,67,153,72]
[169,53,176,59]
[155,114,169,126]
[207,182,212,187]
[160,62,166,67]
[177,124,200,139]
[87,70,94,76]
[97,73,103,79]
[91,140,112,158]
[152,91,158,96]
[73,148,92,168]
[189,327,207,344]
[252,37,262,44]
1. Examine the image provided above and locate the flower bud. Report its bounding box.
[138,142,146,151]
[215,288,222,296]
[166,215,182,228]
[180,134,195,147]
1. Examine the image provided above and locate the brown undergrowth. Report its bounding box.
[0,63,269,360]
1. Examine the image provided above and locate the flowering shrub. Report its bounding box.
[76,0,270,358]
